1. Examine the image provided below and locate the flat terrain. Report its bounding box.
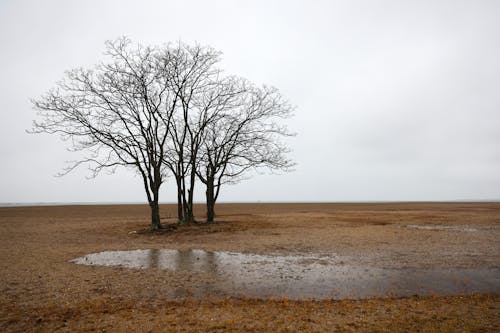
[0,202,499,332]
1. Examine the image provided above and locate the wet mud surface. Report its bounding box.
[71,249,500,299]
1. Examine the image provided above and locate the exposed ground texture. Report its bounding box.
[1,202,499,332]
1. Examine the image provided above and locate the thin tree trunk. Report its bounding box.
[206,177,215,223]
[186,190,195,222]
[150,200,161,230]
[150,170,162,230]
[180,169,192,224]
[176,176,184,222]
[182,193,191,223]
[186,159,197,223]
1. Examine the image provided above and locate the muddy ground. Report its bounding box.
[0,202,499,332]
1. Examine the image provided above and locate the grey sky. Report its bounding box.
[1,0,499,203]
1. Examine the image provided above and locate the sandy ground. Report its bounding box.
[0,202,499,332]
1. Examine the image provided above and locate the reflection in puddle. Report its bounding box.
[70,249,500,299]
[406,225,479,232]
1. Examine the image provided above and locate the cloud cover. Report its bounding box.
[1,0,499,202]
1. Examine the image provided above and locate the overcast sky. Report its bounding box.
[1,0,499,203]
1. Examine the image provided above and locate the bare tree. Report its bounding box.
[196,82,295,222]
[32,37,295,228]
[31,38,179,230]
[161,43,222,223]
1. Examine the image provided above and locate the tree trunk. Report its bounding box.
[206,178,215,223]
[176,176,184,223]
[186,189,195,223]
[182,193,193,223]
[180,171,192,224]
[150,173,162,230]
[186,162,197,223]
[150,200,161,230]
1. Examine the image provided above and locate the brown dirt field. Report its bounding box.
[0,202,499,332]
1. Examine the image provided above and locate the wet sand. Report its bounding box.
[1,202,499,332]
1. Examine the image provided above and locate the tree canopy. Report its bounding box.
[32,37,294,228]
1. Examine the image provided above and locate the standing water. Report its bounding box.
[70,249,500,299]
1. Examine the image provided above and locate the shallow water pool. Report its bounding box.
[70,249,500,299]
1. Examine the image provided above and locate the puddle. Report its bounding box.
[70,249,500,300]
[406,225,479,232]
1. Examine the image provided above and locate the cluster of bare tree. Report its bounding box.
[32,38,294,230]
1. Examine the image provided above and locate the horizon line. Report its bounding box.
[1,199,500,207]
